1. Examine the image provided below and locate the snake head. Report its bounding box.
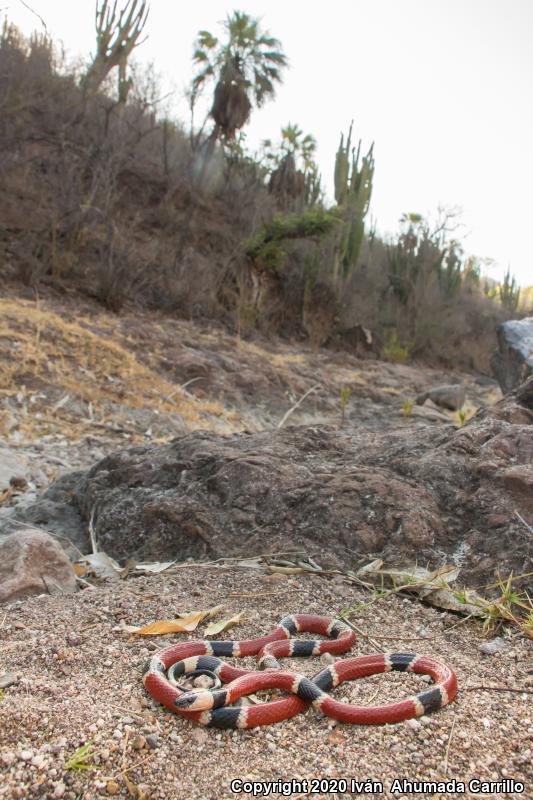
[174,689,217,711]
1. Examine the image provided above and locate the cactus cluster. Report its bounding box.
[499,267,521,312]
[438,242,463,297]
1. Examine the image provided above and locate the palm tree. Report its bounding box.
[192,11,287,143]
[279,123,317,173]
[264,123,321,207]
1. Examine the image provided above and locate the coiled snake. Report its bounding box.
[142,614,457,729]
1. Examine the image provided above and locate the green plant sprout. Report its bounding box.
[339,386,351,426]
[65,742,100,772]
[401,398,414,417]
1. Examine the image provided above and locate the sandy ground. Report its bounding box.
[0,569,531,800]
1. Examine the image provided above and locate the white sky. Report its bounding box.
[5,0,533,285]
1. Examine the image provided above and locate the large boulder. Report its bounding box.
[3,378,532,591]
[491,317,533,393]
[0,529,77,603]
[416,384,465,411]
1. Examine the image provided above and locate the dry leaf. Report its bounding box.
[423,587,485,617]
[129,606,223,636]
[131,612,206,636]
[180,605,223,621]
[267,566,305,575]
[204,611,246,636]
[77,552,122,580]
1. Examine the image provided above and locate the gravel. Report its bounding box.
[0,569,531,799]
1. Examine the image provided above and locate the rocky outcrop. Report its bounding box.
[5,377,530,591]
[416,384,466,411]
[491,317,533,393]
[0,529,77,602]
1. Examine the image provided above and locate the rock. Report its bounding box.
[9,377,533,590]
[131,734,146,750]
[480,637,509,656]
[491,316,533,393]
[0,529,77,603]
[0,471,88,559]
[145,733,159,749]
[416,384,466,411]
[0,448,28,491]
[0,672,18,688]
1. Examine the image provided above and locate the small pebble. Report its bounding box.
[480,637,508,656]
[145,733,159,749]
[132,734,146,750]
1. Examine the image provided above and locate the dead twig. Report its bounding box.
[443,716,456,776]
[340,615,381,650]
[18,0,48,32]
[110,705,146,721]
[109,752,153,779]
[462,685,533,695]
[89,508,98,555]
[277,384,321,429]
[514,511,533,536]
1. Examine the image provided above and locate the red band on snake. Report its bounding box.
[142,614,457,729]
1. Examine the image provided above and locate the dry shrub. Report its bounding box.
[0,23,273,320]
[0,22,515,370]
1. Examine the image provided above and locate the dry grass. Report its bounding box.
[0,298,242,440]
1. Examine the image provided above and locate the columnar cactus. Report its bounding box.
[82,0,149,101]
[333,122,374,288]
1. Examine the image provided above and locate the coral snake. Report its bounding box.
[142,614,457,729]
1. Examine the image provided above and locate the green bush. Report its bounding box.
[381,331,409,363]
[244,206,340,271]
